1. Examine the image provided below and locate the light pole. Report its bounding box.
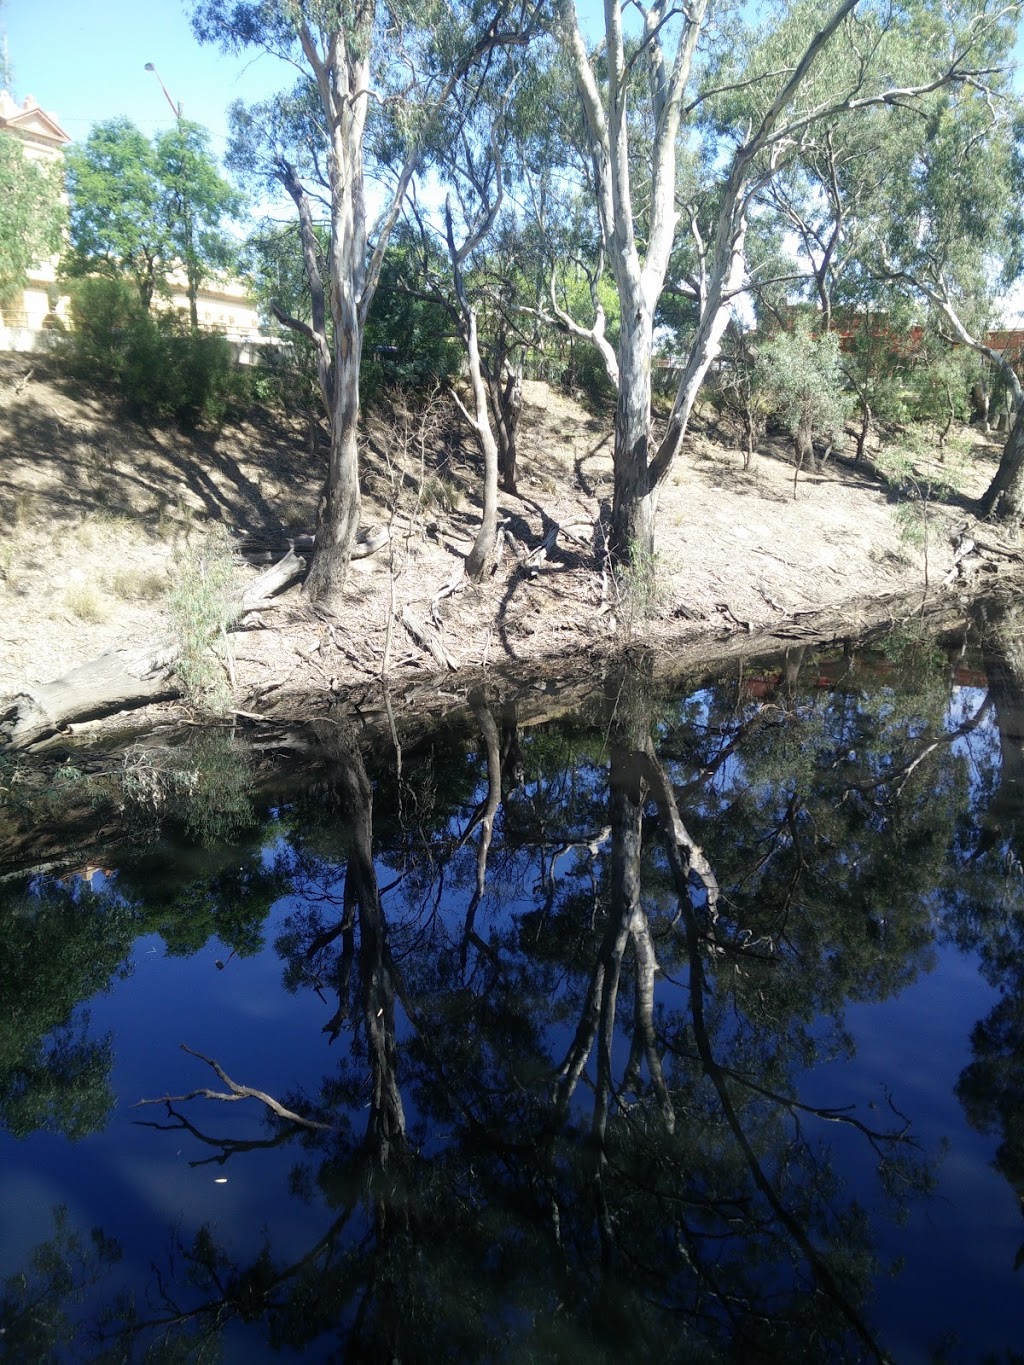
[144,62,198,331]
[143,62,181,120]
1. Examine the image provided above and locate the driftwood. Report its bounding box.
[401,605,459,670]
[943,521,1024,587]
[235,525,389,565]
[0,551,307,751]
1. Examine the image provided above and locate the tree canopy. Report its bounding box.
[64,116,241,321]
[0,130,63,317]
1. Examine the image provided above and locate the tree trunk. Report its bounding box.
[609,310,656,565]
[304,354,362,603]
[972,381,991,432]
[492,357,522,494]
[316,723,406,1157]
[855,397,871,462]
[462,310,501,580]
[981,403,1024,526]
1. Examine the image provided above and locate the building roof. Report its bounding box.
[0,90,71,149]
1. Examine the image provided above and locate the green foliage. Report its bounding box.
[557,266,619,403]
[122,731,255,846]
[0,882,135,1140]
[877,426,968,584]
[0,130,64,313]
[64,116,241,312]
[759,321,850,448]
[167,529,241,708]
[64,118,168,306]
[840,301,917,430]
[903,328,980,433]
[362,247,462,399]
[63,277,247,423]
[155,119,242,319]
[0,1205,122,1359]
[710,324,771,463]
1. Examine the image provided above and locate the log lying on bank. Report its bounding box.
[0,551,307,751]
[234,525,388,565]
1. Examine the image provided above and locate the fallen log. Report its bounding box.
[234,525,389,565]
[0,551,307,751]
[401,605,459,670]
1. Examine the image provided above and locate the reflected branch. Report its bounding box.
[462,691,503,971]
[133,1103,300,1167]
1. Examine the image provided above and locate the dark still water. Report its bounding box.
[3,626,1024,1363]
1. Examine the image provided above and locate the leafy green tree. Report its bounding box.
[64,119,169,307]
[759,320,850,490]
[155,119,242,330]
[0,130,64,318]
[64,116,240,322]
[549,0,1005,571]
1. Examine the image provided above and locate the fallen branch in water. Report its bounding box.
[133,1043,334,1132]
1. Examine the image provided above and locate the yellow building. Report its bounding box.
[0,89,71,332]
[0,89,265,349]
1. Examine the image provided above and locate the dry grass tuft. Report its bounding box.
[63,583,111,623]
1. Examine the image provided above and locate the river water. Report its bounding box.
[2,628,1023,1362]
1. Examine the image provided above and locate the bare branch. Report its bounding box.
[134,1044,335,1131]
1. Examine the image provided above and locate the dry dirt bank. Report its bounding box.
[0,354,1012,744]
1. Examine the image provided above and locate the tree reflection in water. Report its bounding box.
[3,634,1013,1361]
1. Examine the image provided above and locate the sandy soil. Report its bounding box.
[0,354,1002,711]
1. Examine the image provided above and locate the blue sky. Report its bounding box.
[2,0,285,151]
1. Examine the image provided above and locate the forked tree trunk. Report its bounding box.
[491,357,522,494]
[444,196,502,580]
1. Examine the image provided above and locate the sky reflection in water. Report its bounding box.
[2,634,1024,1362]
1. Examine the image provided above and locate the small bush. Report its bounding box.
[63,278,248,425]
[110,567,168,601]
[616,544,666,629]
[421,475,464,513]
[168,529,240,708]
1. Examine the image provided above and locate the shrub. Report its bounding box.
[167,529,240,708]
[759,320,850,453]
[63,278,247,425]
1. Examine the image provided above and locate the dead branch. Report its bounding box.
[133,1043,335,1131]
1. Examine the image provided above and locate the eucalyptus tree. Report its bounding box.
[194,0,542,606]
[551,0,1016,569]
[851,63,1024,517]
[874,77,1024,405]
[405,45,540,571]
